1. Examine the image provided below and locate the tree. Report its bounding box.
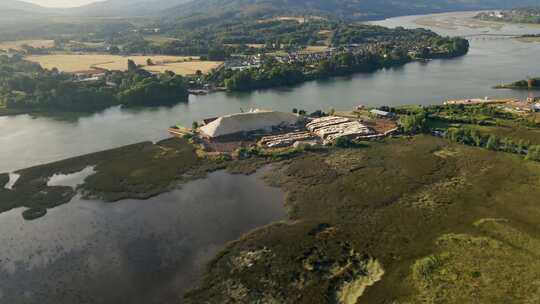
[485,135,499,151]
[127,59,138,73]
[516,140,527,155]
[526,145,540,161]
[109,46,120,55]
[146,58,154,66]
[400,111,427,134]
[207,48,227,61]
[501,137,514,153]
[292,108,298,114]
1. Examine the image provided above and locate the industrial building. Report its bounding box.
[369,109,394,118]
[199,109,300,139]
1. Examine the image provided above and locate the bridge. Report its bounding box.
[461,33,522,41]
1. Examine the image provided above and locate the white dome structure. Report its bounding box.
[200,109,299,139]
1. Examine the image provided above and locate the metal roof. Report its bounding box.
[199,110,299,138]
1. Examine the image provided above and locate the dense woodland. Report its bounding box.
[0,56,189,113]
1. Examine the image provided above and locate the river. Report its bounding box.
[0,10,540,303]
[0,167,286,303]
[1,11,540,173]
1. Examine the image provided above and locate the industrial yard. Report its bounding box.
[169,108,399,153]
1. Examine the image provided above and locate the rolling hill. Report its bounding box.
[4,0,540,20]
[163,0,540,23]
[0,0,46,12]
[64,0,193,16]
[0,0,51,18]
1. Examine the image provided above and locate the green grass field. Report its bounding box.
[185,135,540,303]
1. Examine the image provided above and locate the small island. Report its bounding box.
[494,77,540,90]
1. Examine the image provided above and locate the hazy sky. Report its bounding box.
[23,0,102,8]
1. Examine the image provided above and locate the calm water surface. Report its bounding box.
[0,168,286,303]
[1,11,540,302]
[1,11,540,172]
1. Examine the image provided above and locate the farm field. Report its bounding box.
[144,35,181,45]
[0,39,55,51]
[24,54,220,75]
[144,61,223,75]
[302,45,330,53]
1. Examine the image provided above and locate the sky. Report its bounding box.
[22,0,102,8]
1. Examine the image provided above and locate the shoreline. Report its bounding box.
[494,85,540,90]
[0,52,467,118]
[4,99,540,302]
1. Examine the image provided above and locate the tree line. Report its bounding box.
[0,56,189,113]
[444,126,540,161]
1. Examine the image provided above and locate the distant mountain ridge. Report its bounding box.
[0,0,57,21]
[163,0,540,22]
[64,0,193,16]
[2,0,540,21]
[0,0,45,12]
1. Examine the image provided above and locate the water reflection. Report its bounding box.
[2,11,540,172]
[4,173,20,190]
[47,166,96,188]
[0,168,286,304]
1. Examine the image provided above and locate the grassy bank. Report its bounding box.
[0,138,218,220]
[185,135,540,303]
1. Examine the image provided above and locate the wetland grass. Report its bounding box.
[185,135,540,303]
[0,138,211,219]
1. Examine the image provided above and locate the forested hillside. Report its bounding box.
[0,0,54,21]
[164,0,540,23]
[64,0,192,17]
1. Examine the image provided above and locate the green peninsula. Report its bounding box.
[3,102,540,302]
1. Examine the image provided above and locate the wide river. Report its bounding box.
[2,11,540,173]
[1,11,540,304]
[0,167,286,303]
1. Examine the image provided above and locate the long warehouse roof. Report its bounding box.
[200,110,299,138]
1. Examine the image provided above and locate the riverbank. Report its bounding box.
[493,77,540,90]
[4,101,540,302]
[0,138,210,220]
[494,84,540,90]
[184,103,540,302]
[184,134,540,303]
[0,135,281,220]
[0,107,36,117]
[0,166,288,304]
